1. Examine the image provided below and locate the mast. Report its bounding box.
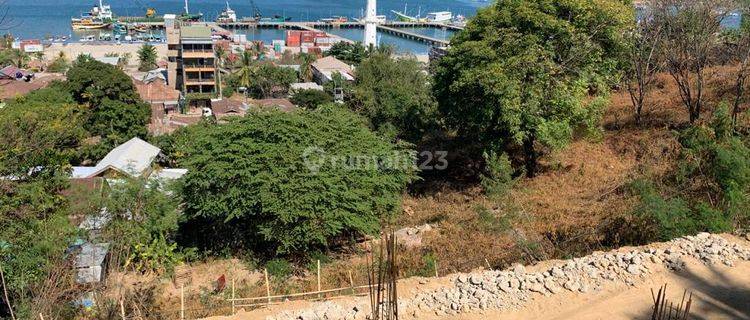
[184,0,189,14]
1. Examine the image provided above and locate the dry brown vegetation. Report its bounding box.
[100,66,750,318]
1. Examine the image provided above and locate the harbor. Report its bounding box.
[3,0,483,55]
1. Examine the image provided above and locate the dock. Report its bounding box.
[120,19,461,47]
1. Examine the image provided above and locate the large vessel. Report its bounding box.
[71,0,114,30]
[426,11,452,23]
[216,1,238,23]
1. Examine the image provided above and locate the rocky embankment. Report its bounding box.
[265,233,750,320]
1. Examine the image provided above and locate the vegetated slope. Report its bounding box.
[398,68,740,275]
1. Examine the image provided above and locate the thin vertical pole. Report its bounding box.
[231,279,235,314]
[317,260,321,299]
[180,284,185,320]
[120,299,126,319]
[434,260,439,278]
[264,269,271,306]
[348,270,355,295]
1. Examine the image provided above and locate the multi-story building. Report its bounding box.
[166,23,216,95]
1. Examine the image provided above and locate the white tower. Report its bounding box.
[364,0,378,48]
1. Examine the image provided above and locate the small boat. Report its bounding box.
[320,16,348,23]
[216,1,238,23]
[259,15,292,22]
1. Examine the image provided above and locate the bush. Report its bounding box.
[174,105,417,255]
[629,179,733,241]
[480,151,515,197]
[266,258,292,280]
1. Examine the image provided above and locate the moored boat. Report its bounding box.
[216,1,238,23]
[71,0,114,29]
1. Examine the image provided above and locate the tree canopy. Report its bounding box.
[351,51,437,142]
[433,0,631,175]
[173,106,416,254]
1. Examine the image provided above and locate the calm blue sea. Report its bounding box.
[3,0,489,53]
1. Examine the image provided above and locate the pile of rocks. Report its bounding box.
[265,233,750,320]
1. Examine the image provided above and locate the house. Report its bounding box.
[290,82,324,92]
[310,56,354,85]
[249,98,297,113]
[210,98,248,119]
[133,68,180,106]
[0,65,31,81]
[0,73,63,101]
[95,56,120,66]
[71,137,187,181]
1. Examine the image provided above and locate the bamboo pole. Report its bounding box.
[317,260,321,299]
[264,268,271,306]
[120,299,126,319]
[180,284,185,320]
[348,270,355,295]
[231,279,235,314]
[0,266,16,320]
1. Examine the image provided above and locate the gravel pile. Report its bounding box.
[266,233,750,320]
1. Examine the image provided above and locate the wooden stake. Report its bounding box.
[317,260,321,299]
[231,279,235,314]
[485,258,493,271]
[120,299,126,320]
[264,268,271,306]
[348,270,355,295]
[38,314,44,320]
[434,260,439,278]
[180,284,185,320]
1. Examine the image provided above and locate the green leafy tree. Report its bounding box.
[351,51,436,142]
[47,52,70,73]
[290,89,333,109]
[102,177,182,274]
[326,42,367,65]
[233,49,256,98]
[137,43,158,71]
[433,0,631,176]
[65,55,151,160]
[0,97,85,318]
[174,105,416,254]
[297,52,316,82]
[248,62,298,98]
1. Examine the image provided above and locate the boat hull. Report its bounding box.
[72,23,112,30]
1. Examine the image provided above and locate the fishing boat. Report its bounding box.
[71,0,114,29]
[216,1,238,23]
[391,4,426,22]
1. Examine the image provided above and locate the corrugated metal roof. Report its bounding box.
[181,26,212,39]
[86,137,161,178]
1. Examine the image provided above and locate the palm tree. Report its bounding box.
[215,46,227,99]
[137,43,157,71]
[297,52,315,82]
[233,49,256,102]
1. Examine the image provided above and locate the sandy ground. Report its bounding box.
[204,235,750,320]
[43,42,168,63]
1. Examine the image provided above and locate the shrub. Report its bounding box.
[266,258,292,280]
[480,151,515,197]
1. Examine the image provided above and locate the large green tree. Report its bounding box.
[65,56,151,160]
[173,106,416,254]
[137,43,158,71]
[433,0,631,176]
[351,51,436,141]
[0,98,85,318]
